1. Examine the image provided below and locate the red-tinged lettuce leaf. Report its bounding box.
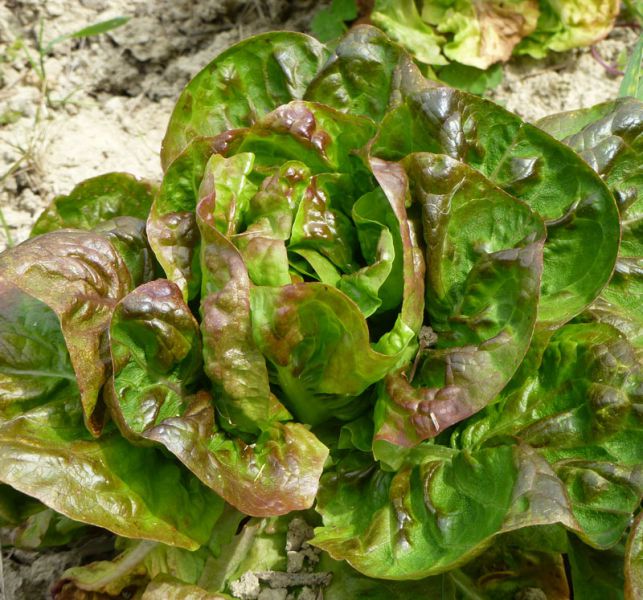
[371,71,620,326]
[368,158,425,345]
[232,101,377,177]
[94,217,158,288]
[148,135,241,301]
[108,279,328,516]
[161,32,330,170]
[461,323,643,549]
[0,394,224,549]
[626,512,643,600]
[196,192,289,433]
[312,444,578,579]
[373,154,545,454]
[538,98,643,349]
[150,102,376,302]
[304,25,424,122]
[0,231,136,434]
[31,173,157,237]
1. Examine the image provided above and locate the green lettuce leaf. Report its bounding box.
[312,444,577,579]
[517,0,620,58]
[161,32,329,169]
[31,173,157,237]
[421,0,539,69]
[373,153,545,453]
[0,393,224,549]
[538,98,643,349]
[371,0,446,66]
[372,67,620,326]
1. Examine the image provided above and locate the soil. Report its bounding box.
[0,1,639,598]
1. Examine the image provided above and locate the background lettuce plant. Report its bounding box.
[0,25,641,599]
[312,0,625,94]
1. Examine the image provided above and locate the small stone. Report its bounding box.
[230,572,261,600]
[286,518,314,552]
[258,589,287,600]
[286,550,305,573]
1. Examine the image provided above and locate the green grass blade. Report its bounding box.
[619,33,643,100]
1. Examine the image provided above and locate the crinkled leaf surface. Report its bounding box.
[461,323,643,548]
[161,32,329,169]
[516,0,619,58]
[305,25,420,122]
[31,173,157,237]
[312,444,577,579]
[0,230,135,434]
[109,279,328,516]
[626,513,643,600]
[422,0,539,69]
[373,153,545,451]
[538,98,643,348]
[372,73,620,326]
[0,394,223,549]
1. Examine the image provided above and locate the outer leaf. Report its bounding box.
[0,277,74,412]
[31,173,157,237]
[372,70,620,326]
[108,279,328,516]
[374,154,545,450]
[461,323,643,548]
[161,32,329,169]
[94,216,158,289]
[538,98,643,348]
[312,445,577,579]
[304,25,419,122]
[0,230,135,434]
[0,395,223,549]
[626,512,643,600]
